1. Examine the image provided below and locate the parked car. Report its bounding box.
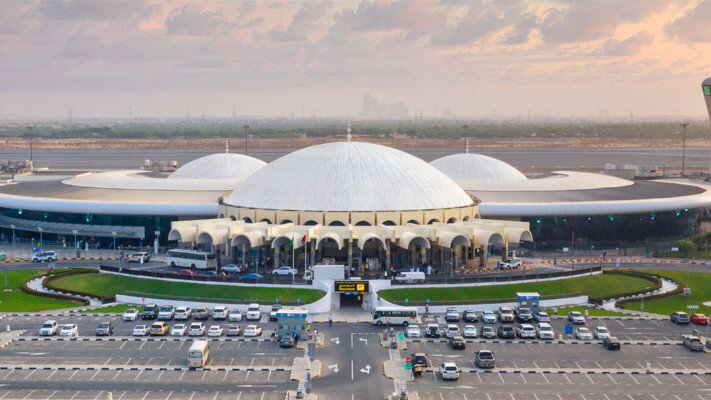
[568,311,586,325]
[31,251,58,263]
[425,324,441,338]
[462,310,478,323]
[449,336,466,350]
[537,323,555,340]
[683,335,704,352]
[240,273,264,281]
[141,304,158,320]
[602,336,621,350]
[481,326,497,339]
[244,324,262,337]
[157,305,175,320]
[444,324,461,338]
[463,325,478,338]
[671,311,690,324]
[593,326,611,340]
[170,324,187,336]
[207,325,224,337]
[410,353,428,368]
[95,322,114,336]
[269,304,281,321]
[575,327,593,340]
[39,320,59,336]
[474,350,495,369]
[438,362,460,380]
[149,322,169,336]
[246,303,261,321]
[221,264,246,274]
[406,325,422,338]
[228,309,243,322]
[132,324,148,336]
[123,309,139,321]
[515,324,536,339]
[445,307,460,322]
[496,258,522,270]
[59,324,78,337]
[174,306,192,320]
[515,307,533,322]
[498,307,515,323]
[226,325,242,336]
[690,313,709,325]
[482,310,498,324]
[189,322,206,336]
[393,271,426,284]
[279,335,295,348]
[497,326,514,339]
[212,306,228,320]
[194,308,210,320]
[125,252,150,263]
[533,311,551,323]
[272,266,297,276]
[177,269,197,277]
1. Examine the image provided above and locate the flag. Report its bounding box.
[301,234,307,243]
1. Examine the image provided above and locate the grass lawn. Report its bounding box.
[622,270,711,316]
[545,306,632,317]
[653,250,711,259]
[379,273,657,304]
[0,270,82,312]
[49,272,326,304]
[75,303,138,314]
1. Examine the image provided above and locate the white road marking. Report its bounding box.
[134,370,144,381]
[22,390,34,400]
[351,360,354,380]
[23,369,36,380]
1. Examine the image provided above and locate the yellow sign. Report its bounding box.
[334,280,369,293]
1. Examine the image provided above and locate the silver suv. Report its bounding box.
[671,311,690,325]
[31,251,57,262]
[682,335,704,352]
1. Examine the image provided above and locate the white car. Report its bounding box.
[438,362,460,380]
[568,311,586,325]
[406,325,422,338]
[123,309,139,321]
[39,320,59,336]
[482,310,498,324]
[170,324,187,336]
[59,324,78,337]
[228,309,243,322]
[593,326,610,340]
[244,325,262,337]
[189,323,206,336]
[463,325,478,338]
[31,251,58,263]
[516,324,536,339]
[212,306,228,320]
[246,303,261,321]
[537,323,555,340]
[157,305,175,320]
[221,264,245,274]
[575,327,593,340]
[174,306,192,320]
[444,324,460,338]
[207,325,224,337]
[533,311,550,322]
[132,324,148,336]
[272,266,298,276]
[499,307,515,323]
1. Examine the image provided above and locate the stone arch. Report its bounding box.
[399,232,431,249]
[328,220,346,227]
[463,216,471,222]
[243,217,253,223]
[446,217,457,224]
[438,232,470,248]
[316,233,345,250]
[279,219,293,225]
[406,220,420,225]
[381,220,396,226]
[357,232,387,250]
[229,215,237,221]
[259,218,272,224]
[427,218,440,225]
[303,220,319,226]
[354,221,371,226]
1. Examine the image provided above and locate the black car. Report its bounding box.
[279,335,295,348]
[410,353,428,368]
[602,336,621,351]
[269,304,281,321]
[449,336,466,350]
[141,304,158,320]
[462,310,478,323]
[497,326,515,339]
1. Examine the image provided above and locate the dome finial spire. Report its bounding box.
[346,123,352,142]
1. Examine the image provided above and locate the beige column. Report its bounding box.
[502,242,509,261]
[479,244,487,268]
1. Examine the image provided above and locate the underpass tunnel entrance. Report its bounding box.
[339,291,363,308]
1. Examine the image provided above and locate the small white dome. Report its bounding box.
[431,153,527,182]
[224,142,473,212]
[169,153,266,180]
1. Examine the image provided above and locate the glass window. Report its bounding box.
[704,85,711,96]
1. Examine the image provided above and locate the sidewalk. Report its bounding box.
[310,308,372,323]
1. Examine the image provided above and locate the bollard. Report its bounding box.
[646,362,651,372]
[107,393,113,400]
[5,324,9,333]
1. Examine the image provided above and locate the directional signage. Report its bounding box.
[334,280,369,293]
[396,332,405,341]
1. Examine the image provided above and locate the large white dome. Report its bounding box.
[431,153,527,182]
[169,153,266,180]
[224,142,474,212]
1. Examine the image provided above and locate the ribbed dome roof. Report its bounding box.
[224,142,474,212]
[431,153,527,182]
[169,153,266,180]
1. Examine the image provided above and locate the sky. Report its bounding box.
[1,0,710,120]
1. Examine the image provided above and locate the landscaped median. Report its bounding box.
[0,269,83,312]
[378,271,660,305]
[621,270,710,315]
[45,269,326,304]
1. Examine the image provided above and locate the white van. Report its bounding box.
[188,340,210,369]
[246,303,261,321]
[393,271,426,284]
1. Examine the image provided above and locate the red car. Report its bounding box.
[177,269,197,277]
[690,313,709,325]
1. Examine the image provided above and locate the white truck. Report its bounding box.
[303,264,345,281]
[496,258,522,270]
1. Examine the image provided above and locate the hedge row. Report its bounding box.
[589,270,662,304]
[388,292,584,306]
[44,269,115,303]
[20,273,90,307]
[617,273,685,309]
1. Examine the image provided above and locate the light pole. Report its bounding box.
[243,124,250,155]
[26,124,34,167]
[680,122,689,177]
[9,225,15,248]
[111,232,117,251]
[462,124,469,153]
[71,229,78,249]
[37,227,43,250]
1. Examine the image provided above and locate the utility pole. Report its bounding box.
[243,124,249,155]
[462,124,469,153]
[680,122,689,177]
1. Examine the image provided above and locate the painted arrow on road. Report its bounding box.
[360,365,371,374]
[358,337,368,345]
[329,364,339,374]
[330,337,340,345]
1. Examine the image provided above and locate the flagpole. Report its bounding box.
[292,234,296,285]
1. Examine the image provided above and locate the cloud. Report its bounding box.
[39,0,154,21]
[665,1,711,43]
[165,4,233,37]
[597,31,654,56]
[540,1,667,43]
[502,12,538,45]
[0,2,35,35]
[269,3,329,42]
[430,2,523,47]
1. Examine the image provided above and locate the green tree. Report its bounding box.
[677,239,695,257]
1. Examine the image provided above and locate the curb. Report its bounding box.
[14,336,275,342]
[408,338,682,346]
[0,365,290,372]
[0,257,118,264]
[424,367,711,376]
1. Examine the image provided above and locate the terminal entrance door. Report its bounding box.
[339,292,363,308]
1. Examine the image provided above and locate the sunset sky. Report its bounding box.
[1,0,710,119]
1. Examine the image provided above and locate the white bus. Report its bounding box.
[187,340,209,369]
[167,249,216,269]
[372,306,418,326]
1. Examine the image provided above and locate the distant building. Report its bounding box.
[360,94,409,120]
[703,77,711,128]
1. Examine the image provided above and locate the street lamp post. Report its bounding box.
[26,124,34,167]
[462,124,469,153]
[9,225,15,248]
[680,122,689,177]
[243,124,250,155]
[37,227,43,250]
[71,229,78,249]
[111,232,117,251]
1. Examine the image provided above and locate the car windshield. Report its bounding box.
[159,306,172,311]
[99,323,109,328]
[479,352,493,359]
[540,326,551,331]
[42,323,53,328]
[62,325,73,329]
[444,366,457,371]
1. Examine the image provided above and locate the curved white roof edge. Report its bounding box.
[63,170,242,192]
[0,193,218,216]
[459,171,633,192]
